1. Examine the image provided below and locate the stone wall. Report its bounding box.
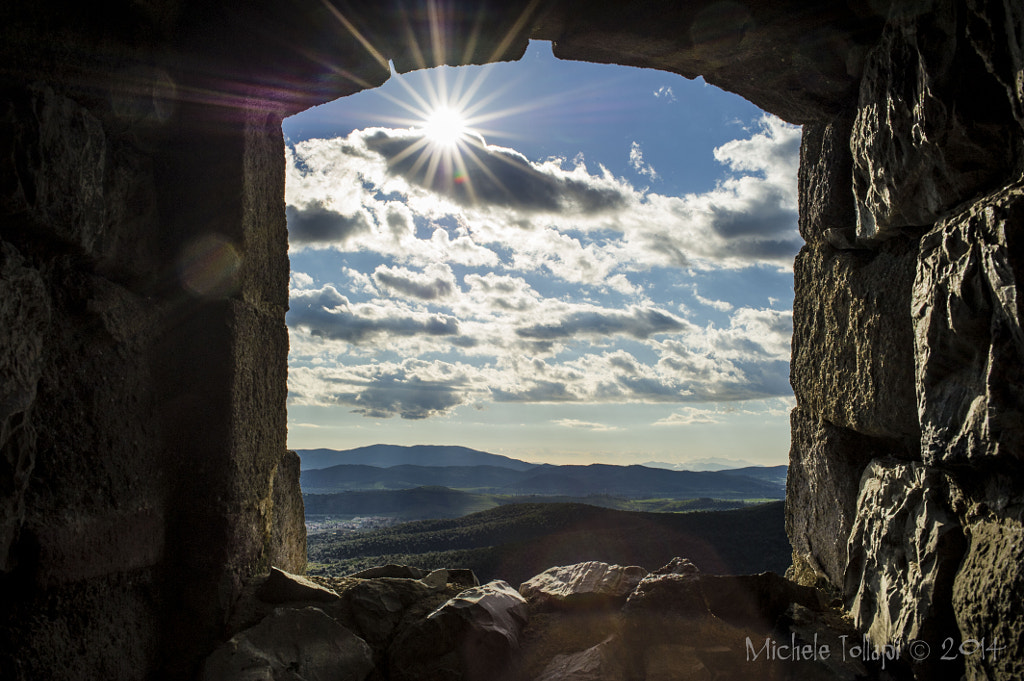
[1,1,1021,680]
[788,3,1024,680]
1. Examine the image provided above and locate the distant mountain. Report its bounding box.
[301,464,535,493]
[301,461,785,500]
[297,444,537,471]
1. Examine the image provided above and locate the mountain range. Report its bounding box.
[298,444,537,471]
[297,446,786,500]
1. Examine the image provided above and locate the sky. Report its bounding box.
[283,40,802,467]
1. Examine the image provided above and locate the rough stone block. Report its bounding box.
[786,409,901,591]
[851,0,1017,237]
[953,511,1024,681]
[965,0,1024,132]
[797,115,856,243]
[0,242,49,572]
[914,180,1024,464]
[267,450,306,575]
[844,459,965,678]
[791,240,919,442]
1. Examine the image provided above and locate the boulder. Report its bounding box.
[200,606,374,681]
[422,568,480,589]
[519,561,647,611]
[349,564,429,580]
[389,580,529,681]
[256,567,339,604]
[624,560,707,617]
[345,577,438,648]
[699,573,826,629]
[533,636,627,681]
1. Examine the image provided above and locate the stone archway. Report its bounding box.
[2,1,1022,679]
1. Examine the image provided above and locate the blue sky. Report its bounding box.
[283,40,801,466]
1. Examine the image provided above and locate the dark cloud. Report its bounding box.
[517,306,686,341]
[326,367,467,419]
[373,266,454,300]
[288,286,459,343]
[286,200,370,244]
[361,129,629,214]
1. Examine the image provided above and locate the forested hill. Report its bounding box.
[306,501,789,585]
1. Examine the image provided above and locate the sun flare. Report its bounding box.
[422,106,468,147]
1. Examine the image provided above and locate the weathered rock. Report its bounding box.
[624,566,707,617]
[267,451,306,575]
[349,564,429,580]
[422,568,480,589]
[346,577,438,649]
[786,409,903,592]
[791,240,919,442]
[534,636,627,681]
[519,561,647,612]
[845,459,965,678]
[953,510,1024,681]
[647,556,700,577]
[643,644,711,681]
[699,572,826,629]
[914,181,1024,465]
[964,0,1024,132]
[388,580,529,681]
[798,114,856,243]
[0,242,49,572]
[851,0,1017,238]
[257,567,339,604]
[200,607,374,681]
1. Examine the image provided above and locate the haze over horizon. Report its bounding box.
[284,40,799,468]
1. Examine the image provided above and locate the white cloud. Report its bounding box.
[654,86,677,102]
[653,407,723,426]
[629,141,658,180]
[551,418,620,431]
[284,116,801,420]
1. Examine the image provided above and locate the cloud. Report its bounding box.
[288,285,460,344]
[361,128,630,215]
[517,305,690,341]
[653,407,723,426]
[629,141,659,180]
[284,115,801,421]
[290,359,477,419]
[285,114,802,275]
[551,418,620,431]
[373,263,456,301]
[654,86,677,102]
[285,201,371,245]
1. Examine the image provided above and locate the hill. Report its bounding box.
[303,486,755,521]
[297,444,537,471]
[306,501,789,586]
[300,461,786,499]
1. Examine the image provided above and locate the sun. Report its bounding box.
[422,106,468,147]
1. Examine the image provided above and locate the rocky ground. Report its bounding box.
[200,561,917,681]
